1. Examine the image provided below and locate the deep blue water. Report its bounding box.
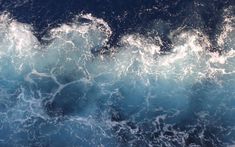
[0,0,235,147]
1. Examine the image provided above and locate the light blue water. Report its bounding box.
[0,10,234,146]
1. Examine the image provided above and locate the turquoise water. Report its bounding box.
[0,2,234,147]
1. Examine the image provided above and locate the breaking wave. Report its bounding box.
[0,7,234,146]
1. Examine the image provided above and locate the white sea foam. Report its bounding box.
[0,10,234,146]
[217,7,235,51]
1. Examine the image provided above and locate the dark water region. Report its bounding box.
[0,0,234,147]
[0,0,233,48]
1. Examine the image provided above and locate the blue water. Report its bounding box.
[0,0,235,147]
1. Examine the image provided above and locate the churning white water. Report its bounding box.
[0,8,234,146]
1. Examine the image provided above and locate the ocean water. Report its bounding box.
[0,0,235,147]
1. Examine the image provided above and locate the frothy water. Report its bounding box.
[0,7,234,146]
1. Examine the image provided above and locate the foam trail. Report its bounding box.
[0,9,234,146]
[218,7,235,51]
